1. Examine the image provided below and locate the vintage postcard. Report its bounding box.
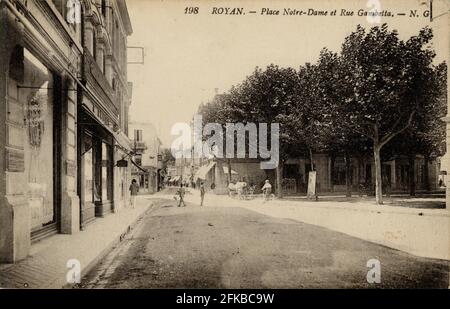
[0,0,449,295]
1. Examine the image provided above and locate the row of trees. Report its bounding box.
[198,24,447,204]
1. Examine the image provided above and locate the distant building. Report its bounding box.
[129,122,163,193]
[193,154,441,196]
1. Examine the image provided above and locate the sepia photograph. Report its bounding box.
[0,0,449,297]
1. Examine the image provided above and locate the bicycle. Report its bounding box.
[262,189,275,201]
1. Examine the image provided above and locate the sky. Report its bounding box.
[126,0,449,147]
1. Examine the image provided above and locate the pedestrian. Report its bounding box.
[177,184,186,207]
[129,179,139,208]
[261,179,272,202]
[200,182,206,206]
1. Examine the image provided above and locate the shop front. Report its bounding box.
[7,46,62,241]
[78,110,115,228]
[1,0,82,262]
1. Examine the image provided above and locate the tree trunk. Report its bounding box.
[423,156,430,192]
[309,148,318,200]
[345,152,352,197]
[357,156,364,196]
[330,154,335,192]
[409,155,416,196]
[373,145,383,205]
[276,160,283,199]
[227,159,232,184]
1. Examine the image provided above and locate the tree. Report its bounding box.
[234,65,299,198]
[304,49,372,197]
[382,62,447,195]
[198,65,300,198]
[197,24,445,204]
[336,24,439,204]
[160,148,175,175]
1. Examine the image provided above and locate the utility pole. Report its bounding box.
[180,152,184,186]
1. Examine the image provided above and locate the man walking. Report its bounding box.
[177,184,186,207]
[129,179,139,208]
[200,182,206,206]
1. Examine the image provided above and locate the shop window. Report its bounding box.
[13,48,57,231]
[82,133,94,204]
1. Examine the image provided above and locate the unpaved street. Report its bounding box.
[80,198,449,288]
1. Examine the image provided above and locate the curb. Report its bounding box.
[188,193,449,218]
[60,202,156,289]
[270,201,450,218]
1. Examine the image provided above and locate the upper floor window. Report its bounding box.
[101,0,107,17]
[51,0,67,17]
[134,129,143,142]
[92,30,97,60]
[103,53,106,74]
[51,0,78,30]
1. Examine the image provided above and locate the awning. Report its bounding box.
[223,167,238,175]
[171,176,180,182]
[81,105,132,154]
[194,162,216,180]
[113,131,133,152]
[131,159,147,172]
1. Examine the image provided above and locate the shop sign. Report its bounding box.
[117,159,128,167]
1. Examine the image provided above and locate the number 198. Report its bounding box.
[185,7,199,14]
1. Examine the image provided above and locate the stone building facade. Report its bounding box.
[77,0,133,228]
[0,0,133,263]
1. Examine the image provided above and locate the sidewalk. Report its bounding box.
[0,196,154,289]
[183,190,450,261]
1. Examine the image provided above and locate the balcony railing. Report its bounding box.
[133,141,148,150]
